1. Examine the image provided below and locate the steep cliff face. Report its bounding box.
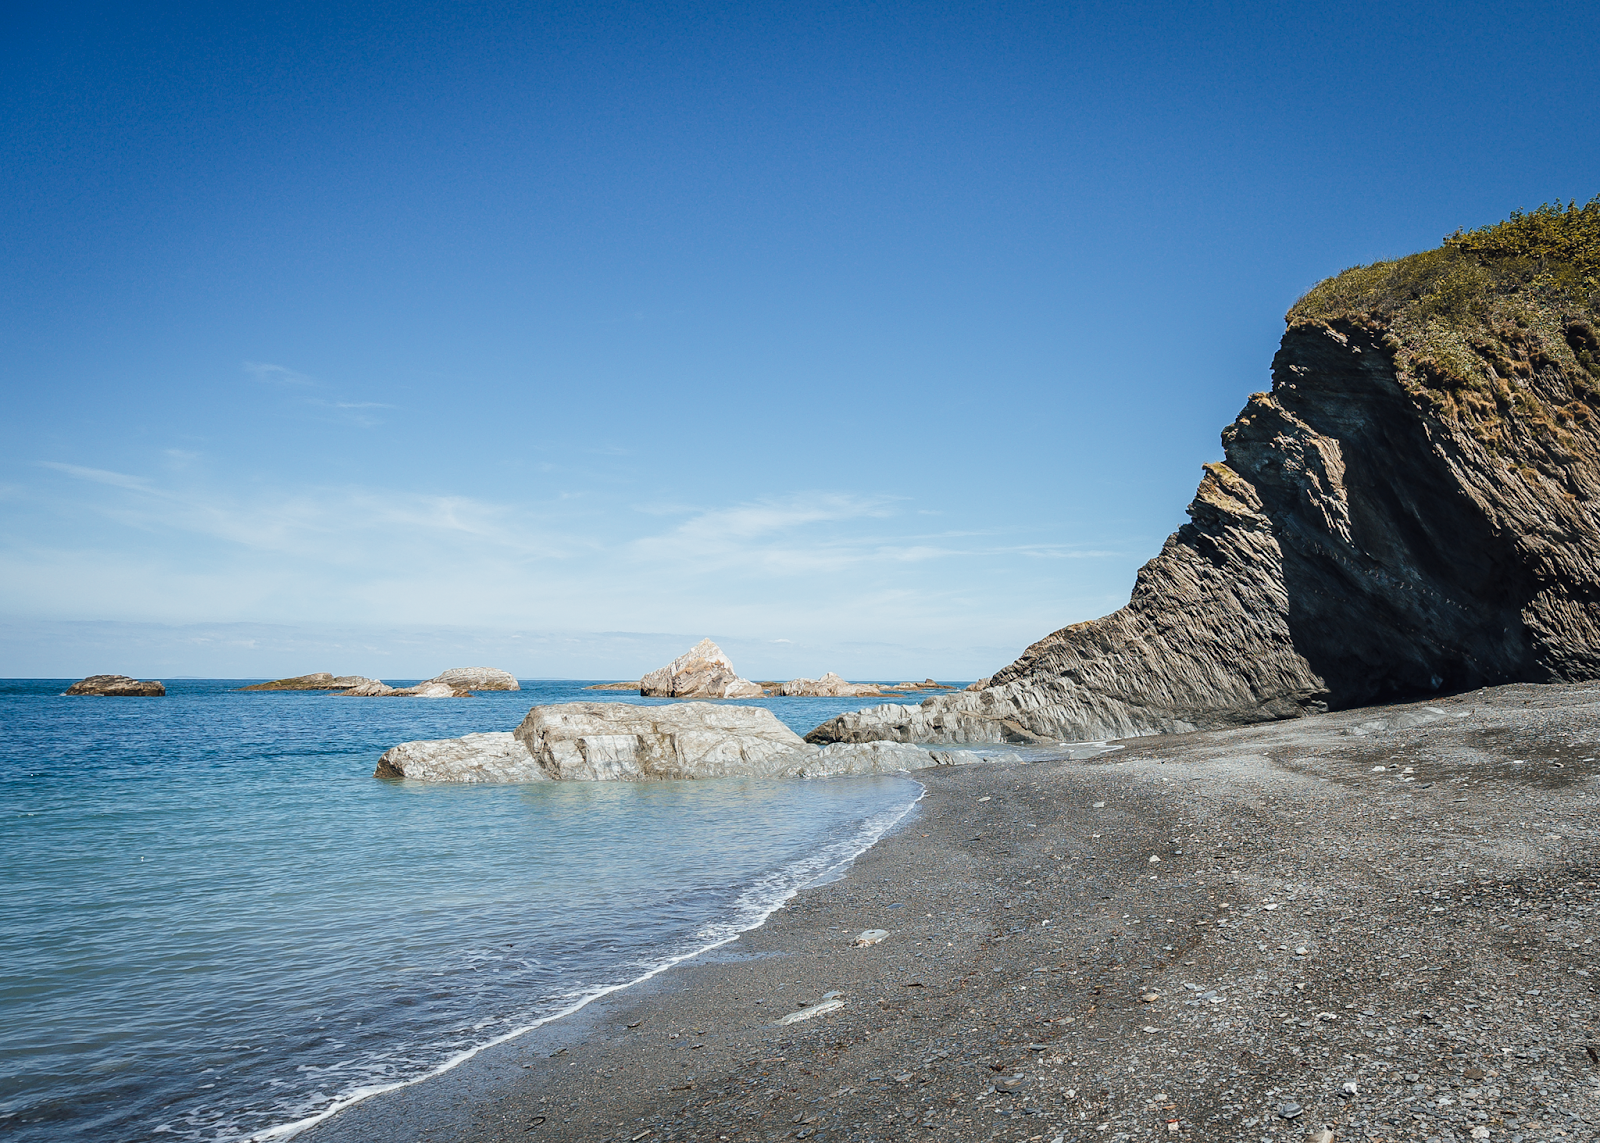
[808,201,1600,746]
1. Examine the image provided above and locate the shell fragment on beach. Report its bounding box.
[776,996,845,1025]
[853,929,889,946]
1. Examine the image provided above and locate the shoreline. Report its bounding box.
[261,783,930,1142]
[303,682,1600,1143]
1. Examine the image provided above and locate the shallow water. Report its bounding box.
[0,680,933,1142]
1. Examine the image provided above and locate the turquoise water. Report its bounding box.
[0,681,931,1142]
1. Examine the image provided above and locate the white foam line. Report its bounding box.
[245,782,925,1142]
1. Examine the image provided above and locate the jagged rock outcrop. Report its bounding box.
[775,672,887,697]
[808,203,1600,746]
[240,672,358,691]
[639,639,764,698]
[372,702,982,781]
[426,667,519,691]
[65,674,165,696]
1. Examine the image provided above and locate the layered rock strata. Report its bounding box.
[639,639,764,699]
[240,673,373,691]
[65,674,165,696]
[373,701,981,782]
[809,208,1600,746]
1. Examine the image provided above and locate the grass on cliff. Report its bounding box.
[1288,198,1600,454]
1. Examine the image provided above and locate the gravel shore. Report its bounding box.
[305,683,1599,1143]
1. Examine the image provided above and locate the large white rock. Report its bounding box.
[371,703,989,783]
[426,667,520,691]
[515,702,805,780]
[375,732,549,782]
[774,672,885,698]
[639,639,764,699]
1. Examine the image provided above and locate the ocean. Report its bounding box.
[0,680,936,1142]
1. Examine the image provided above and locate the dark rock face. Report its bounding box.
[808,318,1600,746]
[65,674,165,696]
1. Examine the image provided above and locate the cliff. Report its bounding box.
[809,200,1600,745]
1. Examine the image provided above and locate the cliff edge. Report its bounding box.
[809,200,1600,745]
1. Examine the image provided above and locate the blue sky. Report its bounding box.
[2,0,1595,680]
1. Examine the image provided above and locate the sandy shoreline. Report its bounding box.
[303,683,1599,1143]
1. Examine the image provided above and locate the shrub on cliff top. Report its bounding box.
[1287,198,1600,446]
[1290,197,1600,327]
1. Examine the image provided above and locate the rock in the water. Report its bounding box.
[375,732,548,782]
[424,667,519,691]
[639,639,764,699]
[372,703,985,782]
[65,674,164,696]
[340,680,399,696]
[240,672,341,691]
[775,672,885,697]
[807,206,1600,746]
[516,702,806,780]
[582,681,643,691]
[392,681,470,698]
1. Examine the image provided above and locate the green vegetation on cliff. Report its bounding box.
[1288,198,1600,456]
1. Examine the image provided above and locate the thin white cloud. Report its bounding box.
[243,361,315,385]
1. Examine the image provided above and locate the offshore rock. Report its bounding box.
[375,732,548,782]
[809,210,1600,746]
[371,703,982,782]
[639,639,764,699]
[65,674,165,696]
[240,672,342,691]
[516,702,806,780]
[775,672,886,697]
[425,667,519,691]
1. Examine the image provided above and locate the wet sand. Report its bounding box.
[304,683,1600,1143]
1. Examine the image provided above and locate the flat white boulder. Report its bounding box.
[517,701,806,780]
[375,732,549,782]
[639,638,764,699]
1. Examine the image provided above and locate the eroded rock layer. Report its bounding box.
[810,207,1600,746]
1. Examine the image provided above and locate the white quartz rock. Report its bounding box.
[516,701,809,780]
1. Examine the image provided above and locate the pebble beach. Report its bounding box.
[304,681,1600,1143]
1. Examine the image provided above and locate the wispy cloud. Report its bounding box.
[243,361,314,386]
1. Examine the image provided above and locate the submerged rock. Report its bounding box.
[65,674,165,696]
[425,667,519,691]
[808,206,1600,746]
[372,702,982,781]
[639,639,764,699]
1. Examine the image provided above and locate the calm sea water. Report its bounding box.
[0,680,935,1142]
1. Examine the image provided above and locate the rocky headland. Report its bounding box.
[810,201,1600,747]
[64,674,165,696]
[374,701,981,782]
